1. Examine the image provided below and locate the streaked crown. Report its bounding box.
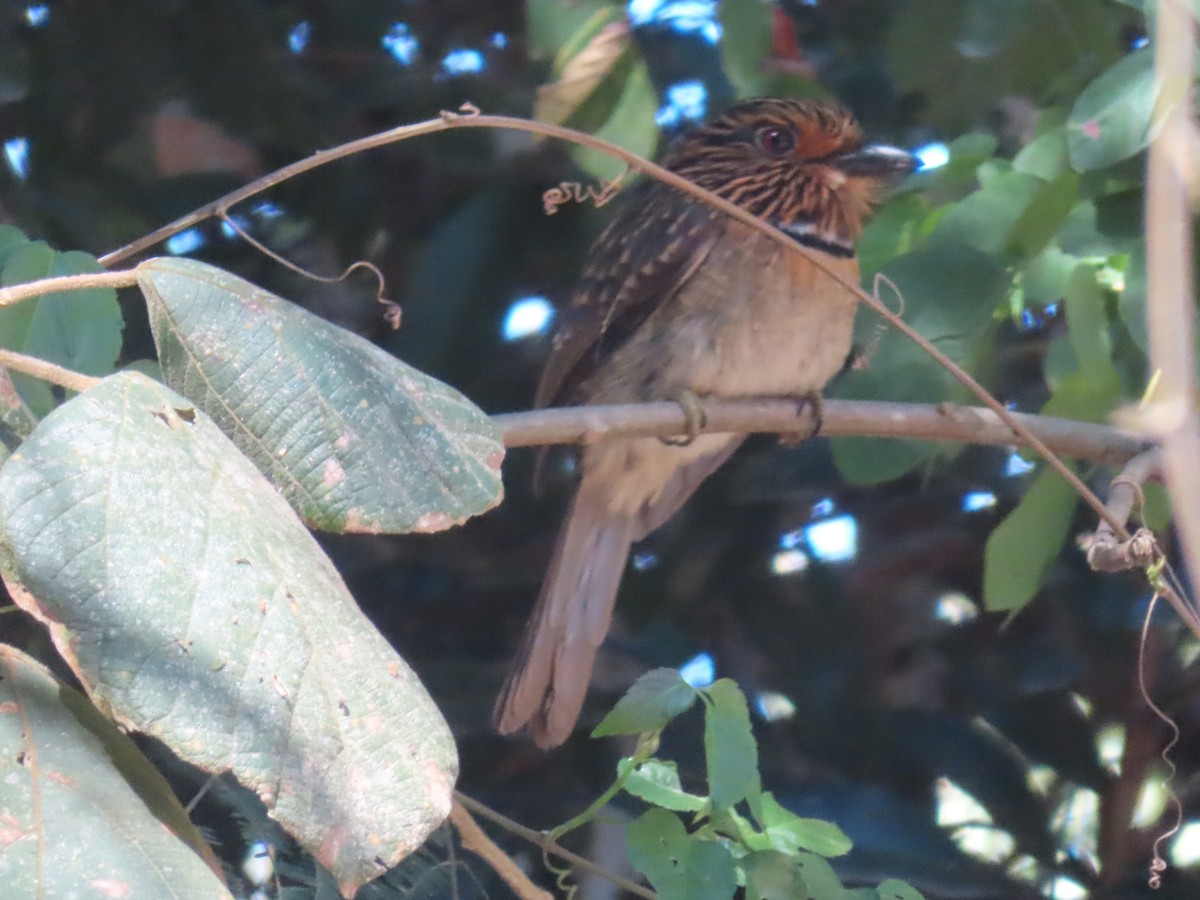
[662,98,915,252]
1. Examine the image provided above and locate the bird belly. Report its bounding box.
[666,233,860,397]
[579,234,860,519]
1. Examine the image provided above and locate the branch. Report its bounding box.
[95,108,1127,545]
[0,269,139,308]
[1085,450,1162,574]
[448,798,552,900]
[0,349,99,394]
[453,791,655,900]
[495,399,1151,466]
[1139,1,1200,618]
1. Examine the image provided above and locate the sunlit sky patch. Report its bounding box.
[655,80,708,128]
[1005,452,1036,477]
[441,48,485,76]
[961,491,996,512]
[166,228,205,256]
[4,137,29,180]
[627,0,722,45]
[678,651,715,687]
[805,514,858,563]
[25,4,49,27]
[287,21,310,54]
[382,23,419,66]
[502,295,554,341]
[913,141,949,170]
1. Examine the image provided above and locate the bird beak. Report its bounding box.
[833,144,919,177]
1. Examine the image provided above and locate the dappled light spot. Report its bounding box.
[678,651,715,687]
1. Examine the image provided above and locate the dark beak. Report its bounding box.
[834,144,920,177]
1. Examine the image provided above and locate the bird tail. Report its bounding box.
[493,476,633,747]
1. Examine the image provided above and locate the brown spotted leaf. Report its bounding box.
[0,373,457,897]
[0,644,232,899]
[136,257,503,534]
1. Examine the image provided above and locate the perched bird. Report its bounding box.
[495,98,916,747]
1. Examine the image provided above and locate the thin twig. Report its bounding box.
[495,398,1150,466]
[448,798,551,900]
[453,791,655,900]
[0,269,139,308]
[1085,450,1162,574]
[0,349,99,393]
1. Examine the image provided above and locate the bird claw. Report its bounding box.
[778,392,822,447]
[661,390,707,446]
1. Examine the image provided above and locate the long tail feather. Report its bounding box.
[493,476,633,747]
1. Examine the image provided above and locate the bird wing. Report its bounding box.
[535,183,721,409]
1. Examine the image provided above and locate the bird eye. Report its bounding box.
[755,125,796,157]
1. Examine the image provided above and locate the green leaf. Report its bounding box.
[720,0,774,96]
[1005,171,1081,260]
[0,243,123,416]
[1013,125,1070,180]
[741,850,807,900]
[793,852,846,899]
[1020,246,1079,306]
[593,667,698,736]
[0,645,232,898]
[571,58,659,182]
[928,171,1044,257]
[626,808,738,900]
[983,466,1078,612]
[1062,263,1112,379]
[534,17,631,127]
[620,757,708,812]
[1067,48,1156,171]
[0,373,457,896]
[527,0,618,61]
[137,257,503,534]
[875,879,928,899]
[758,792,852,857]
[0,224,31,270]
[702,679,761,812]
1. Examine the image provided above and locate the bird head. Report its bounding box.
[662,98,917,256]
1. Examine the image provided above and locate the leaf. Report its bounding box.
[620,757,708,812]
[1062,263,1112,379]
[792,852,846,898]
[526,0,617,61]
[1012,124,1070,180]
[928,170,1045,257]
[535,19,631,126]
[1005,171,1081,260]
[703,679,761,813]
[758,792,852,858]
[593,667,698,736]
[0,243,123,416]
[0,645,232,898]
[1067,48,1156,171]
[571,58,659,182]
[137,257,503,534]
[626,808,738,900]
[875,879,928,899]
[0,373,457,897]
[983,466,1078,613]
[741,850,807,900]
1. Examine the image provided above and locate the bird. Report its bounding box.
[495,97,917,747]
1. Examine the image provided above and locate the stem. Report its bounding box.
[0,349,99,393]
[0,270,139,308]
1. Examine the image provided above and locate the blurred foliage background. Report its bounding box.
[0,0,1195,898]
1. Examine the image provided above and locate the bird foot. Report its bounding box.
[777,391,823,447]
[660,390,708,446]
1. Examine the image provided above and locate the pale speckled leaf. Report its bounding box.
[0,644,232,899]
[0,373,457,897]
[136,257,503,534]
